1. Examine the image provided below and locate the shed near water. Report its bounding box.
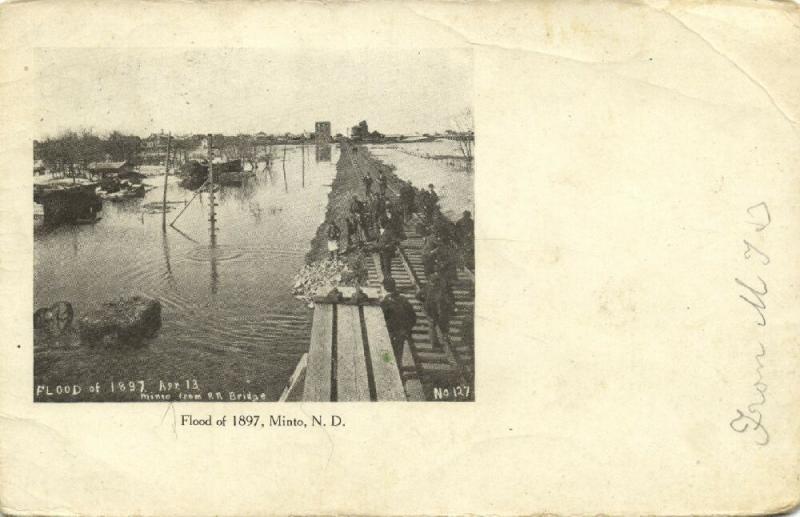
[89,161,133,177]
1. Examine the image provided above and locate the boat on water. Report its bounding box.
[178,159,252,189]
[97,180,149,201]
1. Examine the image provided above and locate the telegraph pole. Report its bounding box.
[207,133,217,247]
[162,133,172,229]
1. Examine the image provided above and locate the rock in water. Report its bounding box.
[79,296,161,347]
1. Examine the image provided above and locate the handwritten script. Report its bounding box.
[729,202,770,446]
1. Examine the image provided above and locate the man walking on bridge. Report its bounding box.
[380,277,417,366]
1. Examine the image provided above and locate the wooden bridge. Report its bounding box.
[281,287,406,402]
[279,218,475,403]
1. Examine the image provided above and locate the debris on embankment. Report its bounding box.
[291,259,354,308]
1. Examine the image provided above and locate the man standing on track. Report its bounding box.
[326,220,341,262]
[399,181,416,222]
[345,214,360,251]
[371,193,386,236]
[377,170,388,196]
[456,210,474,244]
[376,225,398,281]
[419,183,439,223]
[386,203,405,241]
[421,230,440,278]
[416,271,455,351]
[362,173,373,198]
[350,195,368,241]
[456,210,475,270]
[427,183,439,205]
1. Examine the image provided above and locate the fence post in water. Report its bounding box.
[282,144,287,193]
[162,132,172,229]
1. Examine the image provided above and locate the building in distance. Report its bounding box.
[350,120,369,140]
[315,121,331,143]
[350,120,385,142]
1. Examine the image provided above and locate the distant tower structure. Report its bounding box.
[350,120,369,140]
[315,121,331,142]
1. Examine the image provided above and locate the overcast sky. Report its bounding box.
[34,47,472,139]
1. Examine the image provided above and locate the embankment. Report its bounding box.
[307,143,358,263]
[306,142,406,263]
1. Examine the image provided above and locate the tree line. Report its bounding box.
[33,130,340,176]
[34,130,143,173]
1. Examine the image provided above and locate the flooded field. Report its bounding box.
[368,140,474,220]
[34,144,338,401]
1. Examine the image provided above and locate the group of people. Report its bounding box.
[325,197,399,264]
[361,170,388,198]
[415,208,473,350]
[380,206,474,361]
[324,163,475,366]
[326,169,409,270]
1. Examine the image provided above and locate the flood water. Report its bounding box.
[368,140,474,220]
[35,144,339,401]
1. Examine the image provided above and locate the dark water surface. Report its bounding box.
[34,144,339,401]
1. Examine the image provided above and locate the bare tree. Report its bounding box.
[220,135,259,170]
[452,108,474,171]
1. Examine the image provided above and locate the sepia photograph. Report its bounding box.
[32,48,475,402]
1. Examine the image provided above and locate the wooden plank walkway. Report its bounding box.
[302,290,406,402]
[363,306,408,401]
[336,304,371,401]
[303,304,333,401]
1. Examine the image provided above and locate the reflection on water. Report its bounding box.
[315,144,331,162]
[34,144,340,401]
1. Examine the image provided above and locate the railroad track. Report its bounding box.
[364,219,474,401]
[348,144,475,400]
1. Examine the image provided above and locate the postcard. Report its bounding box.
[1,1,799,515]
